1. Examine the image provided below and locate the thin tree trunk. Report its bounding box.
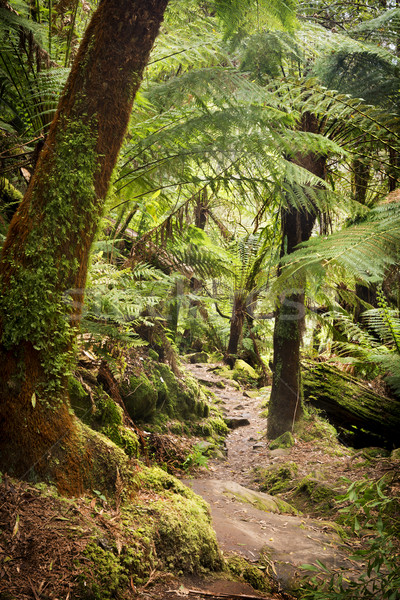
[225,292,247,365]
[267,112,326,439]
[0,0,169,492]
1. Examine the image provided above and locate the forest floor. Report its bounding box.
[145,362,399,600]
[0,361,398,600]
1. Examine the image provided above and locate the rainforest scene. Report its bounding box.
[0,1,399,598]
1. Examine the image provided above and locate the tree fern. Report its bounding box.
[273,189,400,304]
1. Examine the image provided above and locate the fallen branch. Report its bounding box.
[166,588,280,600]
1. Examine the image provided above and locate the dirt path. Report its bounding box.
[179,363,357,593]
[184,363,272,487]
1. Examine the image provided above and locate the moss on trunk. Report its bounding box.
[0,0,169,492]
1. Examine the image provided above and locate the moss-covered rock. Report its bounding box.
[232,359,259,385]
[269,431,294,450]
[78,543,128,599]
[120,359,209,425]
[134,466,223,573]
[391,447,400,460]
[100,424,139,457]
[121,371,158,421]
[293,476,338,511]
[95,389,124,426]
[194,416,229,440]
[227,555,272,592]
[258,462,299,495]
[68,377,93,424]
[152,493,222,572]
[184,351,210,364]
[361,447,390,460]
[207,480,298,515]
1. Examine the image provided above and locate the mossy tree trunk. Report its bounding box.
[267,113,326,439]
[0,0,169,493]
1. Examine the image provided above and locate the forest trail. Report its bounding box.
[178,363,358,595]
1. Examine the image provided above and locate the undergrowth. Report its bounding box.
[299,477,400,600]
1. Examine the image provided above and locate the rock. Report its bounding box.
[233,359,258,383]
[230,481,296,514]
[269,431,294,450]
[269,448,291,458]
[199,480,297,515]
[233,404,245,410]
[198,378,214,387]
[391,447,400,460]
[224,416,251,429]
[184,352,210,363]
[252,443,265,450]
[195,440,216,454]
[294,476,339,510]
[361,447,390,460]
[257,462,298,495]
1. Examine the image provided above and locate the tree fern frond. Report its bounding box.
[351,7,400,38]
[211,0,297,40]
[362,290,400,353]
[278,194,400,288]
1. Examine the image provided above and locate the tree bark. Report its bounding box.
[225,292,247,365]
[0,0,169,492]
[267,112,326,439]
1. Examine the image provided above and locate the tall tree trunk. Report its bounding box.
[267,113,326,439]
[0,0,169,492]
[225,292,247,365]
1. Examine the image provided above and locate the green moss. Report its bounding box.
[232,359,259,385]
[95,389,123,426]
[68,377,93,423]
[194,416,229,439]
[0,119,99,393]
[137,465,194,497]
[184,351,210,363]
[78,543,127,599]
[152,494,223,572]
[101,425,139,457]
[269,431,294,450]
[226,486,297,515]
[361,447,390,460]
[121,371,157,421]
[148,348,159,360]
[130,465,223,573]
[294,476,338,511]
[0,177,23,217]
[258,462,299,495]
[303,362,400,446]
[227,556,272,592]
[120,360,209,425]
[391,447,400,460]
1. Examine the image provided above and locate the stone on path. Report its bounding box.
[182,479,354,592]
[224,416,251,429]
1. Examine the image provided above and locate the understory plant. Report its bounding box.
[299,477,400,600]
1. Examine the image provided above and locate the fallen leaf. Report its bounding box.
[12,514,20,538]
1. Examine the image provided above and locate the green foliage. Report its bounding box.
[212,0,297,40]
[300,478,400,600]
[0,118,99,393]
[182,442,210,470]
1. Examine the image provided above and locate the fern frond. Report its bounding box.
[278,194,400,287]
[211,0,297,40]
